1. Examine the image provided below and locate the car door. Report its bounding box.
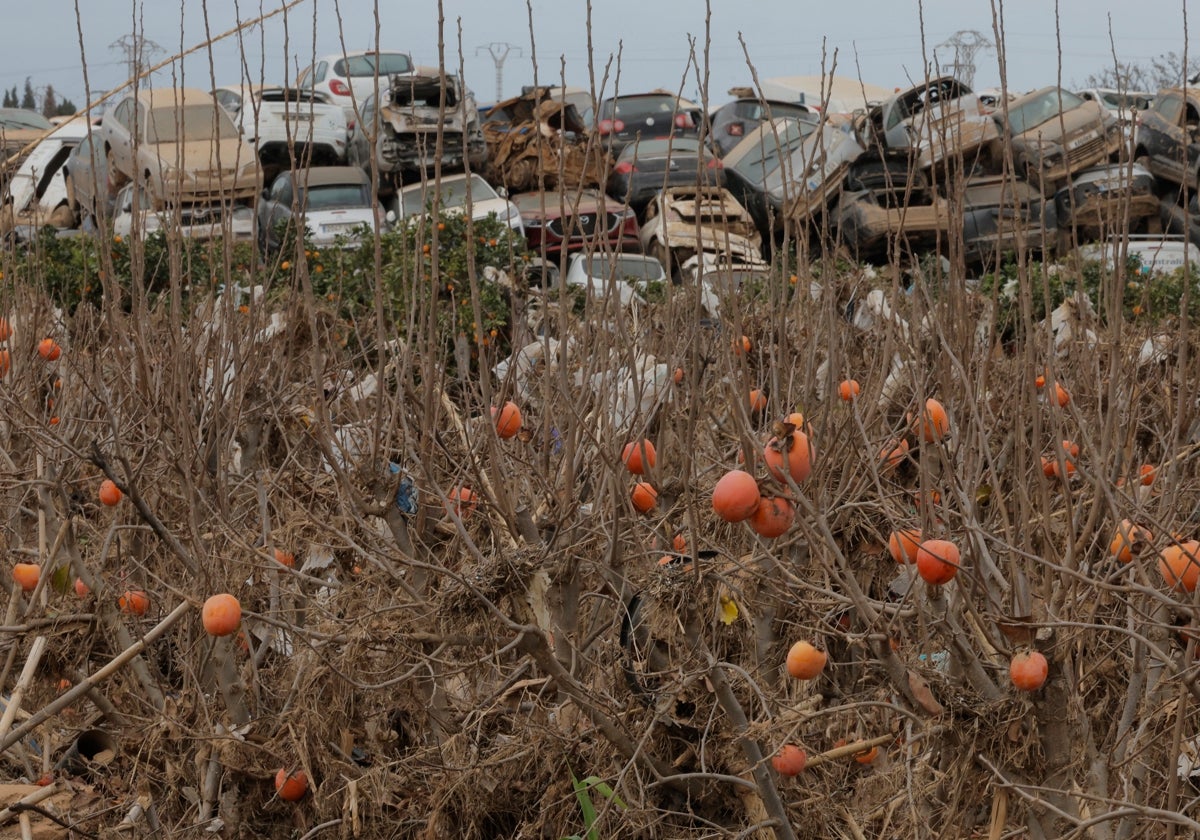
[261,173,294,248]
[105,98,136,178]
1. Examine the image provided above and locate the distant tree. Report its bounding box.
[1,87,15,108]
[41,85,57,119]
[20,77,35,110]
[54,99,77,117]
[1080,50,1200,91]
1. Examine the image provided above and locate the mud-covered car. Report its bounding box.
[855,76,999,171]
[351,69,485,181]
[100,87,261,206]
[960,175,1058,264]
[835,190,950,261]
[390,173,523,234]
[594,91,704,156]
[511,189,638,256]
[258,166,377,252]
[63,130,113,222]
[1053,162,1157,236]
[111,183,255,243]
[1134,88,1200,196]
[639,186,762,276]
[994,86,1121,192]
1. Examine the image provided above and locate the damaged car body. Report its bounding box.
[482,87,607,192]
[359,68,486,182]
[639,186,763,277]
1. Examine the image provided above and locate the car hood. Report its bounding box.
[1013,101,1109,143]
[150,138,258,173]
[304,207,376,225]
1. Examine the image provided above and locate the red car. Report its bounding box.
[511,189,640,256]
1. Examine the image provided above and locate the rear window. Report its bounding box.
[334,53,413,78]
[617,137,705,162]
[148,104,240,143]
[600,95,682,122]
[586,255,664,282]
[302,183,370,209]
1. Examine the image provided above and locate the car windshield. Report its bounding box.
[618,137,706,162]
[1098,91,1149,110]
[0,109,52,130]
[148,105,240,143]
[301,183,370,209]
[585,255,663,282]
[400,175,497,214]
[1005,89,1086,135]
[335,53,413,78]
[731,100,810,121]
[730,119,819,182]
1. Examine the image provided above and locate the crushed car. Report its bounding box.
[101,87,262,206]
[2,117,88,234]
[111,182,255,242]
[352,68,486,182]
[638,186,763,277]
[709,92,814,157]
[993,86,1121,193]
[481,87,607,192]
[834,189,951,262]
[1053,162,1158,239]
[854,76,999,171]
[1134,87,1200,197]
[960,175,1058,265]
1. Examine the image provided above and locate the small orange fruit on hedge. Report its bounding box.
[118,590,150,616]
[12,563,39,593]
[1159,540,1200,592]
[621,440,657,475]
[98,479,123,507]
[1009,650,1049,691]
[918,398,950,442]
[750,496,794,539]
[1109,519,1152,564]
[771,744,807,776]
[1052,383,1070,407]
[37,338,61,361]
[915,539,960,585]
[853,745,880,765]
[1139,464,1157,486]
[73,577,90,598]
[491,401,522,439]
[880,438,909,470]
[447,486,478,519]
[630,482,658,514]
[888,529,922,564]
[274,768,309,801]
[748,389,767,414]
[0,349,9,378]
[0,317,11,342]
[672,533,687,552]
[273,548,296,568]
[202,594,242,637]
[712,470,761,522]
[735,335,751,355]
[838,379,861,402]
[764,430,813,485]
[785,641,828,680]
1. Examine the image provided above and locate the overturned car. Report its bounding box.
[481,87,607,192]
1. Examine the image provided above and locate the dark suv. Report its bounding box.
[1135,88,1200,196]
[594,91,703,156]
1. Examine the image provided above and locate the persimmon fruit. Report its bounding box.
[491,401,522,439]
[274,768,308,801]
[888,529,922,564]
[118,590,149,616]
[1109,519,1152,564]
[98,480,123,507]
[621,440,657,475]
[915,539,960,585]
[750,496,794,538]
[12,563,39,593]
[786,641,827,680]
[1159,540,1200,593]
[838,379,860,401]
[37,338,61,361]
[712,470,760,522]
[1010,650,1049,691]
[631,482,658,514]
[764,429,813,485]
[202,594,242,637]
[772,744,807,776]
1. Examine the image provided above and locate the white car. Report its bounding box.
[297,50,415,123]
[213,85,350,165]
[563,252,666,306]
[390,173,523,233]
[8,117,91,226]
[111,183,255,242]
[257,166,378,251]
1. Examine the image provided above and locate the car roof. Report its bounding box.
[127,88,223,108]
[319,49,412,62]
[283,166,370,186]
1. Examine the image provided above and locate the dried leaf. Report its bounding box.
[718,595,739,626]
[907,669,945,716]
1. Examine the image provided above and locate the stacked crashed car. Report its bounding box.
[258,166,377,252]
[1134,87,1200,197]
[112,183,254,242]
[639,186,763,277]
[595,91,704,156]
[708,94,814,157]
[213,85,350,167]
[390,173,523,234]
[101,88,261,205]
[63,130,114,224]
[607,137,724,210]
[297,50,415,121]
[511,189,639,256]
[563,251,667,306]
[994,86,1121,192]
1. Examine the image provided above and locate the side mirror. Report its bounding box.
[496,186,509,198]
[385,209,397,224]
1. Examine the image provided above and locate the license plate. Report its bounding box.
[1068,132,1097,150]
[288,113,313,122]
[321,223,356,234]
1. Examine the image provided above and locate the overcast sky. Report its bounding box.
[2,0,1195,110]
